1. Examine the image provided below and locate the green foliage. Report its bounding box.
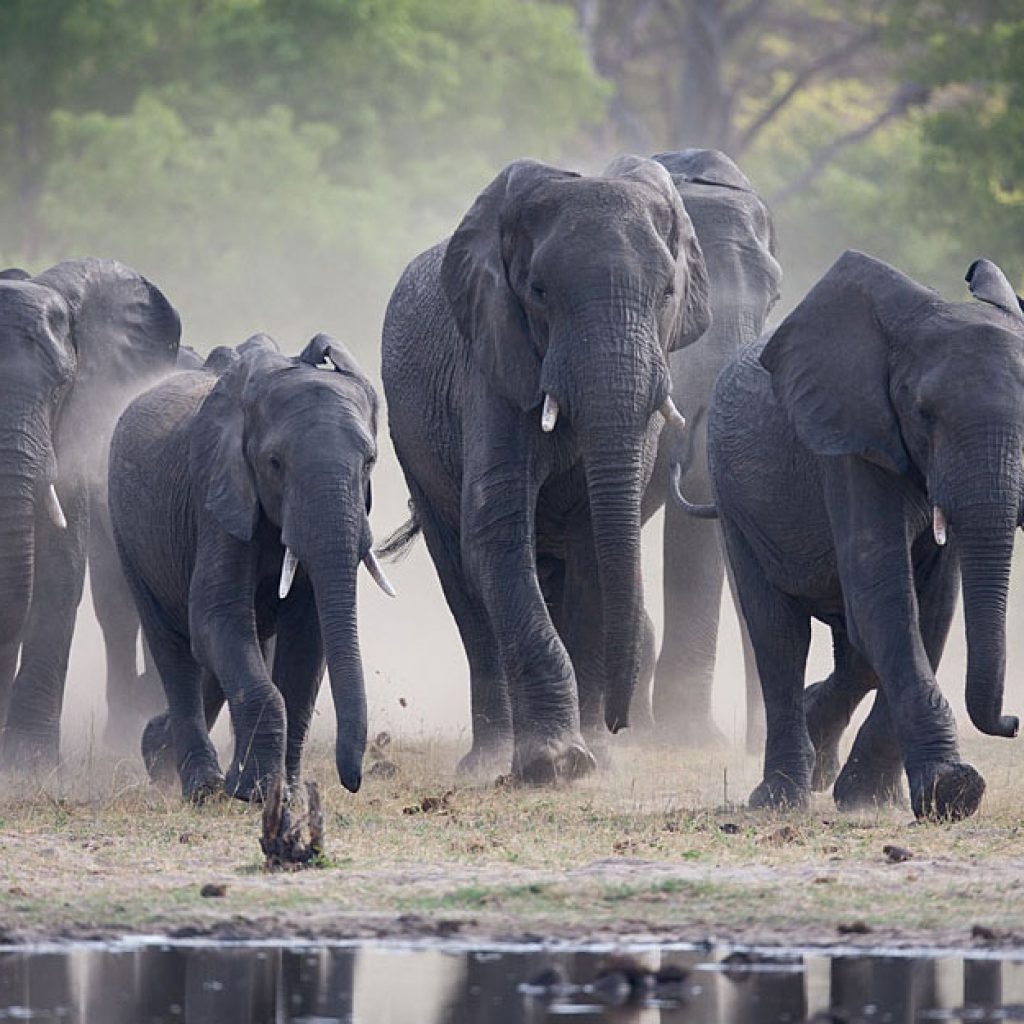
[0,0,608,350]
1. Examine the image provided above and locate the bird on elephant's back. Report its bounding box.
[693,249,1024,822]
[381,155,711,783]
[109,333,394,803]
[0,258,180,769]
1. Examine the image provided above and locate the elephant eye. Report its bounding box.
[662,283,676,303]
[268,454,283,473]
[916,405,936,425]
[530,283,546,301]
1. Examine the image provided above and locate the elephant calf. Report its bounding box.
[691,251,1024,821]
[109,334,393,801]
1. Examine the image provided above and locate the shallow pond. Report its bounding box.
[1,939,1023,1023]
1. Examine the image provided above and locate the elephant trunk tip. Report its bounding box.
[336,754,363,793]
[966,702,1019,739]
[605,707,630,734]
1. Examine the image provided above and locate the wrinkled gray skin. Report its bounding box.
[90,343,208,748]
[382,157,711,782]
[704,251,1024,821]
[639,150,781,749]
[110,335,383,801]
[0,259,180,767]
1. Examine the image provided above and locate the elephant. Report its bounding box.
[109,333,393,801]
[682,250,1024,820]
[639,149,781,750]
[89,342,212,749]
[381,156,711,782]
[0,258,180,767]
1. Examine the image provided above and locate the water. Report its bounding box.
[1,940,1023,1023]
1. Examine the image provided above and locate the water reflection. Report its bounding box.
[0,942,1022,1023]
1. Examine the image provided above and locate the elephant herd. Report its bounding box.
[0,149,1021,824]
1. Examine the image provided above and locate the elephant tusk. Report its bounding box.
[541,393,559,433]
[933,506,948,546]
[46,484,67,530]
[659,396,686,432]
[363,548,397,598]
[279,547,299,599]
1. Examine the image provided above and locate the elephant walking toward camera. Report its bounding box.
[641,150,781,749]
[0,259,180,767]
[109,334,392,801]
[382,157,711,782]
[696,251,1024,820]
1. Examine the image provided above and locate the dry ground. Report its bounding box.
[1,731,1023,950]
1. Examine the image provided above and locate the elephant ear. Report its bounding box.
[605,155,712,353]
[0,267,31,281]
[189,347,268,543]
[34,258,181,470]
[760,250,929,475]
[441,160,578,410]
[298,332,379,426]
[965,259,1024,321]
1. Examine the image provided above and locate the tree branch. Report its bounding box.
[734,25,882,154]
[723,0,773,44]
[769,82,930,208]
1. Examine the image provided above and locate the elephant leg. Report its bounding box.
[462,456,592,785]
[722,522,814,810]
[271,583,325,787]
[826,466,981,821]
[654,498,727,748]
[143,668,225,789]
[2,486,89,768]
[417,491,511,778]
[138,606,223,802]
[832,536,964,812]
[833,689,904,809]
[88,513,151,750]
[805,626,877,791]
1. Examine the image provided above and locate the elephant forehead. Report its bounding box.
[251,368,374,431]
[519,177,670,234]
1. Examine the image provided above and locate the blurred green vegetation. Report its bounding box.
[1,0,1023,353]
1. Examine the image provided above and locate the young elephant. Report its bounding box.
[695,251,1024,821]
[109,334,393,801]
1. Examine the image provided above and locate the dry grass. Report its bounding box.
[1,731,1023,948]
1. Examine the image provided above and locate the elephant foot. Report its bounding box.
[0,727,59,774]
[833,758,905,811]
[512,733,597,785]
[456,740,512,780]
[804,680,846,792]
[141,713,177,785]
[749,763,811,812]
[909,761,985,822]
[183,768,226,805]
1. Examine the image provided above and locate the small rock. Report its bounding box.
[179,832,198,845]
[758,824,801,847]
[883,844,913,863]
[719,822,741,835]
[403,790,454,815]
[200,882,227,899]
[398,697,408,708]
[837,920,871,935]
[971,924,998,942]
[366,759,398,780]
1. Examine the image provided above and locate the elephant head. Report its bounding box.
[441,157,711,731]
[189,334,389,792]
[0,259,179,648]
[762,249,1024,739]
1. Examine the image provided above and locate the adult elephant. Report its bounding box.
[688,251,1024,820]
[0,259,180,767]
[109,334,393,801]
[382,157,711,782]
[641,149,781,749]
[89,343,211,748]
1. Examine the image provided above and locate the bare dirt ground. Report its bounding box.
[1,732,1022,950]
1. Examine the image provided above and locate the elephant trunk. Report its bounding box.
[290,482,368,793]
[944,436,1022,738]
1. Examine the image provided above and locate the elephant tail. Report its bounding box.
[667,404,719,520]
[377,502,422,562]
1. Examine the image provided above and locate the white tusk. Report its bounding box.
[659,396,686,432]
[46,484,67,530]
[363,549,397,597]
[541,393,559,433]
[933,506,947,546]
[279,547,299,599]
